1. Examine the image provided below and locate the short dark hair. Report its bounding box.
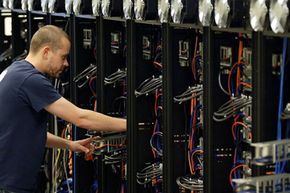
[29,25,70,54]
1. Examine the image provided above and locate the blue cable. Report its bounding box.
[155,120,162,153]
[276,37,288,174]
[280,120,290,172]
[189,110,195,147]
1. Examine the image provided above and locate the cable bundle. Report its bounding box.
[176,175,203,191]
[150,131,163,157]
[103,148,127,165]
[234,183,256,193]
[136,163,163,185]
[213,96,252,122]
[92,134,126,155]
[281,103,290,120]
[0,46,12,62]
[73,64,97,88]
[173,85,203,104]
[135,75,162,97]
[104,68,127,85]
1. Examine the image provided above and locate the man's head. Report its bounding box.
[27,25,71,78]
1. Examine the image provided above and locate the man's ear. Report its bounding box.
[42,46,50,60]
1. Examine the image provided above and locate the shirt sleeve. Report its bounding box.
[18,73,62,112]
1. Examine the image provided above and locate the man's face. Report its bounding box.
[46,37,71,78]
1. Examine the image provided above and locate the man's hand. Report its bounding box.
[68,137,94,154]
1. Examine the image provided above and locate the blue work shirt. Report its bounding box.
[0,60,61,193]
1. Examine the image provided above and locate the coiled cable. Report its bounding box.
[73,64,97,88]
[104,68,127,85]
[213,96,252,122]
[135,75,162,97]
[174,85,203,103]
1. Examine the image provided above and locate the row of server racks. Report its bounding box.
[1,0,290,193]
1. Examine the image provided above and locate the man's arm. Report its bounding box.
[45,97,126,132]
[46,132,93,153]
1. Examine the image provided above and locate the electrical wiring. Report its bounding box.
[191,33,204,84]
[73,64,97,88]
[213,96,252,122]
[229,164,250,188]
[120,160,126,193]
[176,175,203,191]
[276,37,288,174]
[218,71,230,95]
[230,110,251,185]
[135,75,162,97]
[234,183,256,193]
[93,143,125,150]
[188,98,202,175]
[227,63,252,96]
[153,44,162,70]
[150,131,163,157]
[175,34,204,193]
[154,92,163,116]
[111,96,127,117]
[236,33,243,96]
[192,35,199,81]
[103,149,127,165]
[152,90,163,159]
[56,125,72,193]
[62,125,71,193]
[224,60,252,97]
[0,46,12,62]
[49,77,72,193]
[136,90,163,190]
[219,34,253,192]
[281,103,290,119]
[231,121,250,141]
[186,95,202,169]
[189,148,203,176]
[220,34,253,98]
[89,75,97,97]
[227,62,245,96]
[104,68,127,85]
[92,134,126,155]
[173,85,203,103]
[136,163,163,185]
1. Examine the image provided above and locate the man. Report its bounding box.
[0,25,126,193]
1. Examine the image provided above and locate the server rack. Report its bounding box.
[0,8,11,72]
[96,16,127,193]
[11,9,27,61]
[127,20,163,193]
[71,13,97,193]
[1,0,290,193]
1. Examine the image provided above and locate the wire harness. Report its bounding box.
[176,175,203,192]
[73,64,97,88]
[135,75,162,97]
[173,85,203,104]
[136,162,163,185]
[213,95,252,122]
[104,68,127,85]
